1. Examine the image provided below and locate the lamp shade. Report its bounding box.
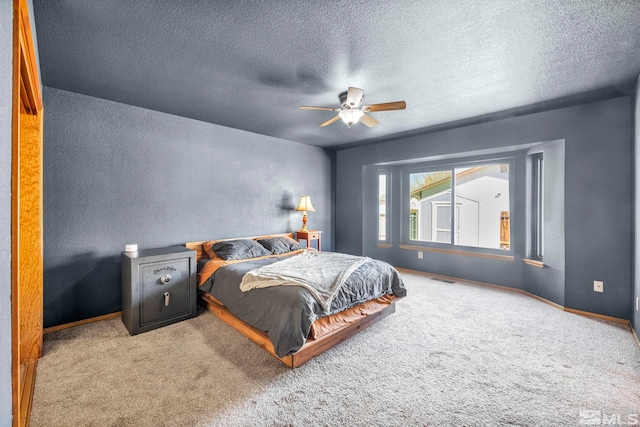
[296,195,315,212]
[338,109,364,127]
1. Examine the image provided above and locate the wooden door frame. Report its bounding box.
[11,0,43,425]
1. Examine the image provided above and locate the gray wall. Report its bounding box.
[0,0,12,421]
[634,75,640,333]
[337,96,632,320]
[43,87,334,328]
[523,140,565,305]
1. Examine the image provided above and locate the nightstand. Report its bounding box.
[121,246,197,335]
[296,230,322,251]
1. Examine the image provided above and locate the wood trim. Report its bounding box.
[43,312,122,334]
[199,292,401,368]
[17,111,43,362]
[12,0,44,425]
[11,0,20,419]
[523,258,545,268]
[186,233,293,263]
[522,290,564,311]
[376,243,393,248]
[562,308,630,325]
[399,245,515,261]
[16,0,40,111]
[19,360,36,427]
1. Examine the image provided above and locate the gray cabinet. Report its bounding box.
[121,246,196,335]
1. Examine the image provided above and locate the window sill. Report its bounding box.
[399,244,514,261]
[376,243,393,248]
[523,258,545,268]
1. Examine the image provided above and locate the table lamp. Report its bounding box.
[296,195,315,232]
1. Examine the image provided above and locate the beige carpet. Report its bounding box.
[31,271,640,426]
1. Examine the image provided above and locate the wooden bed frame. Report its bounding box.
[186,233,402,368]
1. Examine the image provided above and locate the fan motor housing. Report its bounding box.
[339,91,363,109]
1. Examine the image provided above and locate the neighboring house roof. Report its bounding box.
[410,165,508,200]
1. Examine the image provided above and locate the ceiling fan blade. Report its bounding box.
[346,87,365,108]
[363,101,406,112]
[319,115,341,127]
[299,106,339,111]
[360,113,380,128]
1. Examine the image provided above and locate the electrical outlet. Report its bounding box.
[594,280,603,293]
[418,251,423,259]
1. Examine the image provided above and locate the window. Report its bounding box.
[454,164,510,249]
[409,170,451,243]
[408,162,511,250]
[531,153,544,259]
[378,173,387,241]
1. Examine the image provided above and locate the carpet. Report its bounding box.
[30,271,640,426]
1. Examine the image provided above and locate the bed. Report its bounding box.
[186,233,406,368]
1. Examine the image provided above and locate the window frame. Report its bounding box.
[377,170,391,243]
[531,152,544,260]
[402,156,515,256]
[408,169,453,244]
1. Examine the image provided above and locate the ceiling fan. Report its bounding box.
[299,87,406,128]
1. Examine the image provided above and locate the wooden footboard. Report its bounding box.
[199,292,401,368]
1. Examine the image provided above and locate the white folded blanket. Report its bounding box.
[239,250,370,311]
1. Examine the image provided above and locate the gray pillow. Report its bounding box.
[212,239,270,260]
[257,236,303,255]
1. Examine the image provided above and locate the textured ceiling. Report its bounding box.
[33,0,640,148]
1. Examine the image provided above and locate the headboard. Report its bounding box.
[186,233,294,263]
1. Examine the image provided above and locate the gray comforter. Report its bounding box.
[198,252,406,357]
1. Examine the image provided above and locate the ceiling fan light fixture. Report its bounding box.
[300,87,406,128]
[338,109,364,127]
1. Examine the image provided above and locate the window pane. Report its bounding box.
[436,231,451,243]
[534,155,544,258]
[453,164,510,250]
[378,174,387,241]
[409,171,452,242]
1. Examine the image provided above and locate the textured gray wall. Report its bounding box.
[522,140,565,305]
[337,97,632,320]
[0,0,11,421]
[634,76,640,332]
[43,87,333,328]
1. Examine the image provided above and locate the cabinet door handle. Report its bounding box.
[160,274,172,284]
[164,292,170,306]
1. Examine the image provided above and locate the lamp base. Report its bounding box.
[300,212,308,232]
